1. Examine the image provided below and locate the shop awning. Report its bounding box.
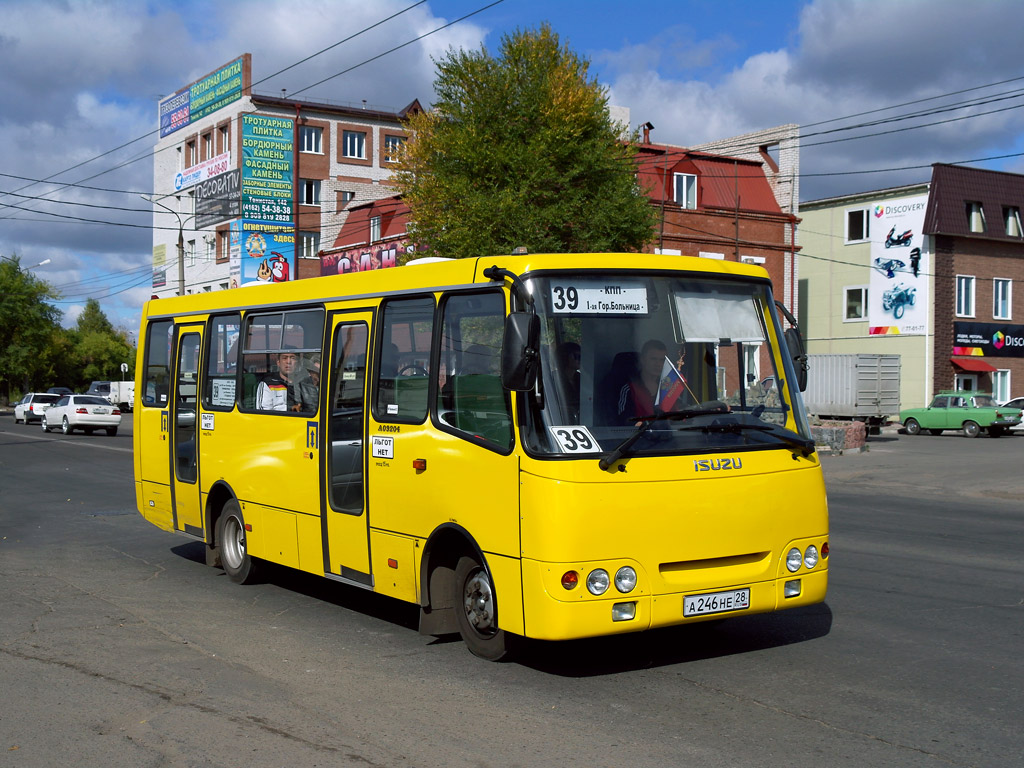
[951,357,997,372]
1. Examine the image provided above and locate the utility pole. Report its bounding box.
[141,195,188,296]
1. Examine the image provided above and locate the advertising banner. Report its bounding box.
[953,321,1024,358]
[152,244,167,288]
[174,151,231,192]
[240,220,295,286]
[320,241,409,276]
[241,115,293,223]
[195,169,241,228]
[159,57,245,138]
[867,194,929,336]
[229,220,242,288]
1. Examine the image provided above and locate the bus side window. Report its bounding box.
[203,313,240,410]
[437,292,512,449]
[374,296,435,422]
[143,320,173,407]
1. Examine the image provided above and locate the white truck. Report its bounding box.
[803,354,900,434]
[86,380,135,412]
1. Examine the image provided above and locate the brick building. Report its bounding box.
[799,164,1024,408]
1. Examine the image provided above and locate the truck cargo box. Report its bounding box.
[803,354,900,424]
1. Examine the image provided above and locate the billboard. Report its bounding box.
[241,115,293,223]
[159,57,245,138]
[195,169,241,228]
[320,241,410,275]
[174,151,231,192]
[953,322,1024,358]
[240,220,295,286]
[868,195,929,335]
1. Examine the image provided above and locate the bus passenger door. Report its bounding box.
[321,313,372,582]
[172,325,204,536]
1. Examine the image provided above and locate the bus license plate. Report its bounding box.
[684,588,750,617]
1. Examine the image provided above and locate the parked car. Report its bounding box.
[42,394,121,436]
[900,391,1022,438]
[1000,396,1024,432]
[13,393,61,424]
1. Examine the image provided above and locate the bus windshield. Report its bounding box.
[520,273,812,458]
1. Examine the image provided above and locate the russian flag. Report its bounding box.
[656,356,686,412]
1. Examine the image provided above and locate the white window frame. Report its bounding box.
[186,239,196,268]
[343,130,366,159]
[955,274,975,318]
[301,179,321,206]
[993,278,1012,320]
[300,126,323,154]
[673,173,697,209]
[845,207,871,243]
[1005,206,1022,237]
[219,124,231,154]
[298,232,320,259]
[844,285,869,322]
[967,201,986,233]
[993,369,1011,404]
[370,215,381,243]
[384,135,405,162]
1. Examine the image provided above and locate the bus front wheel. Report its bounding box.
[217,500,261,584]
[454,555,516,661]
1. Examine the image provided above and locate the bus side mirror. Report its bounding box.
[784,327,808,392]
[501,312,541,391]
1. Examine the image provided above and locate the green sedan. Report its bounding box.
[900,391,1022,438]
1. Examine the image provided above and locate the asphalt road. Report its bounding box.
[1,415,1021,767]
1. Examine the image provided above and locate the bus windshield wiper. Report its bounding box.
[676,419,815,456]
[598,402,730,471]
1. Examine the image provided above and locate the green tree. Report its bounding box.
[74,299,133,385]
[0,255,63,400]
[393,24,657,259]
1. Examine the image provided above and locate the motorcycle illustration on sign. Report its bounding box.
[885,226,913,248]
[882,282,916,319]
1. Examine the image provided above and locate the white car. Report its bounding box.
[42,394,122,436]
[14,392,60,424]
[1001,397,1024,432]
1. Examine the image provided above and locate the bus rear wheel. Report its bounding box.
[217,500,261,584]
[454,555,516,661]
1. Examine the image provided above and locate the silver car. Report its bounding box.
[42,394,122,436]
[14,393,60,424]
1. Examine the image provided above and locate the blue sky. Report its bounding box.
[2,0,1023,335]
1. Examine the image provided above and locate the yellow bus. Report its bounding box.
[134,252,828,659]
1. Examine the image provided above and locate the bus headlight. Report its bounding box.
[786,547,802,572]
[614,566,637,593]
[587,569,610,595]
[803,545,819,570]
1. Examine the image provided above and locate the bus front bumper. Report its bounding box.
[519,561,828,642]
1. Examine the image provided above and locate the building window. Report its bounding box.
[1005,206,1022,237]
[299,232,320,259]
[301,179,321,206]
[340,191,355,208]
[994,278,1012,320]
[220,282,230,291]
[845,208,870,243]
[202,132,213,161]
[844,286,868,321]
[186,239,196,268]
[993,370,1010,404]
[343,130,366,159]
[217,230,229,263]
[219,124,231,155]
[185,140,197,168]
[205,236,215,263]
[673,173,697,209]
[300,126,322,154]
[384,135,406,162]
[370,216,381,242]
[956,275,975,317]
[966,201,985,233]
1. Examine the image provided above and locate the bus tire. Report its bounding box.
[454,555,516,661]
[217,500,261,584]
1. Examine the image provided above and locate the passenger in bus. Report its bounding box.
[616,339,690,423]
[256,348,318,412]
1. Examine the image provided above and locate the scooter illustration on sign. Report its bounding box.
[885,226,913,248]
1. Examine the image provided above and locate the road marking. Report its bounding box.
[0,427,132,453]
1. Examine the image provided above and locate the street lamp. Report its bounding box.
[141,194,187,296]
[0,255,51,271]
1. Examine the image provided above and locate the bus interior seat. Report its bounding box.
[596,351,638,425]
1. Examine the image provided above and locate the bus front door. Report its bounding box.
[171,325,204,537]
[322,313,372,583]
